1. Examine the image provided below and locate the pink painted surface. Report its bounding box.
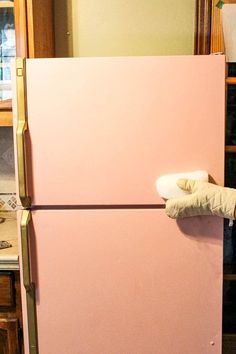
[15,56,225,352]
[23,56,225,206]
[18,209,222,354]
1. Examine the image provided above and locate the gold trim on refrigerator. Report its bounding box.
[16,57,31,208]
[21,210,38,354]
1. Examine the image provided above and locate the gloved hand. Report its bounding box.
[165,179,236,219]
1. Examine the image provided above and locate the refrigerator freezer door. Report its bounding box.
[19,209,222,354]
[14,56,225,206]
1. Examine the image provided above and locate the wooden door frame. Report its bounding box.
[14,0,28,57]
[194,0,212,54]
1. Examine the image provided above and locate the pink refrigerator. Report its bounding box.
[13,55,225,354]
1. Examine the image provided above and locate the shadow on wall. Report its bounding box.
[176,216,222,244]
[54,0,73,57]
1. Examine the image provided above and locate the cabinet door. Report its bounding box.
[19,209,223,354]
[0,319,19,354]
[0,272,15,310]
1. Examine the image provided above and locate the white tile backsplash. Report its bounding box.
[0,193,17,211]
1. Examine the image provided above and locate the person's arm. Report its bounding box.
[165,179,236,220]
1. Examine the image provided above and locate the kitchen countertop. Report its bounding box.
[0,211,19,270]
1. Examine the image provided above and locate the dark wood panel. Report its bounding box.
[0,273,15,309]
[194,0,212,54]
[0,328,8,354]
[0,271,23,353]
[223,334,236,354]
[0,319,19,354]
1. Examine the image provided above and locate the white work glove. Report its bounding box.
[165,179,236,219]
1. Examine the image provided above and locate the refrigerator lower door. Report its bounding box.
[18,209,223,354]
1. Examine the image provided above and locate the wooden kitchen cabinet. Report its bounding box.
[0,0,54,126]
[0,271,23,354]
[0,319,19,354]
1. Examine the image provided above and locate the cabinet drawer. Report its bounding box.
[0,272,15,309]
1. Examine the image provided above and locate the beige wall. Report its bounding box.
[70,0,196,57]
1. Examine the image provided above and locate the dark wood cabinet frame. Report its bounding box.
[195,0,212,54]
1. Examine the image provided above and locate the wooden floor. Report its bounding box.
[223,334,236,354]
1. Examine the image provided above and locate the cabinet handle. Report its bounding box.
[21,210,38,354]
[16,58,31,208]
